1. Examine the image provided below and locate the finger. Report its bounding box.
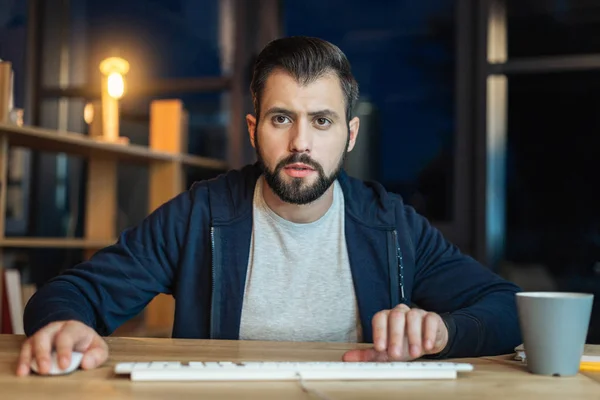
[388,305,409,359]
[32,323,63,375]
[54,322,90,370]
[16,340,32,377]
[372,310,389,352]
[81,339,109,370]
[406,309,425,358]
[423,313,440,352]
[342,348,389,362]
[81,348,104,370]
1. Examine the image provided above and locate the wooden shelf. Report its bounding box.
[0,123,227,170]
[0,237,115,249]
[0,99,213,335]
[180,153,228,170]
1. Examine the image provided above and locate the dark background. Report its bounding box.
[1,0,599,342]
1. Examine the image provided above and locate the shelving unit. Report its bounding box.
[0,98,227,336]
[0,119,227,169]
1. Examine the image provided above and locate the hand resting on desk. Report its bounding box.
[15,304,446,375]
[16,320,108,376]
[343,304,449,362]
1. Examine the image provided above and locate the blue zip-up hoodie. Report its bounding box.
[24,164,522,358]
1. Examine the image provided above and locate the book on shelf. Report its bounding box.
[0,267,36,334]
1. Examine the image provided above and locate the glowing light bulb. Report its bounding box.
[99,57,129,98]
[107,72,125,99]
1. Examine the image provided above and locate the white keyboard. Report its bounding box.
[114,361,474,381]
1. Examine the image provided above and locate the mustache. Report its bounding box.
[275,154,323,173]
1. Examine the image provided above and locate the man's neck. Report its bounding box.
[261,180,335,224]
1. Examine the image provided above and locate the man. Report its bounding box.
[16,36,522,376]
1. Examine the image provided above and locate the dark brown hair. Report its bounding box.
[250,36,359,123]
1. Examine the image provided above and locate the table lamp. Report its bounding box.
[96,56,130,144]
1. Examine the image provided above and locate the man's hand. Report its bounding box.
[343,304,448,362]
[16,320,108,376]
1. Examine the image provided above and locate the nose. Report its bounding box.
[289,120,312,154]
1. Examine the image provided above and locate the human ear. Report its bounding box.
[347,117,360,152]
[246,114,257,148]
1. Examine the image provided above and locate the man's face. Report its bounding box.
[247,69,359,205]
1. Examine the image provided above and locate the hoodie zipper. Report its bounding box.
[210,226,217,338]
[392,229,406,303]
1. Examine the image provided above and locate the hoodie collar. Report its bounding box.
[207,163,396,230]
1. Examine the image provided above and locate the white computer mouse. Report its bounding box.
[30,351,84,375]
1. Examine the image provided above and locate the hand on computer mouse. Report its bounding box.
[342,304,448,362]
[29,350,84,375]
[16,320,109,377]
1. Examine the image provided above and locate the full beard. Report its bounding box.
[255,137,348,205]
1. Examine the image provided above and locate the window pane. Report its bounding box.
[507,0,600,58]
[284,0,456,221]
[505,71,600,342]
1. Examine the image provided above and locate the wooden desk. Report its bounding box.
[0,334,598,399]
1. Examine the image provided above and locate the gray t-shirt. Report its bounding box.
[239,176,363,342]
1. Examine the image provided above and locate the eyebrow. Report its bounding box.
[263,107,341,121]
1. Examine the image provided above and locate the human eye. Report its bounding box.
[314,117,332,129]
[272,115,291,125]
